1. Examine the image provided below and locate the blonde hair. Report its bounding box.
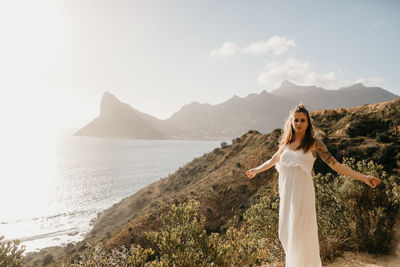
[279,103,316,152]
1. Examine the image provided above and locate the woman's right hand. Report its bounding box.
[246,168,258,179]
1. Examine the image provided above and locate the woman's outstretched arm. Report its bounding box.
[314,139,382,188]
[246,148,283,179]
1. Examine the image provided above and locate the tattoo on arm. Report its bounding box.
[311,149,318,158]
[315,140,338,167]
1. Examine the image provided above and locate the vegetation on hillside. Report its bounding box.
[310,99,400,175]
[43,158,398,266]
[0,236,25,267]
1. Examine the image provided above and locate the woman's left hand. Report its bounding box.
[363,175,382,188]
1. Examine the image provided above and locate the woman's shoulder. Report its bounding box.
[312,137,325,147]
[277,144,286,153]
[310,137,325,154]
[312,137,333,155]
[276,143,289,156]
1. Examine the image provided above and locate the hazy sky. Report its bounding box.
[0,0,399,135]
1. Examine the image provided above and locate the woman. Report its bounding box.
[245,104,381,267]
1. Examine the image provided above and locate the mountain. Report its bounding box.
[75,91,170,139]
[75,82,399,140]
[165,90,296,139]
[75,90,297,140]
[270,80,398,110]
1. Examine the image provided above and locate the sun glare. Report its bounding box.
[0,124,59,221]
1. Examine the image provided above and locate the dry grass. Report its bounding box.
[260,251,400,267]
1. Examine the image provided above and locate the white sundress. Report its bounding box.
[275,144,323,267]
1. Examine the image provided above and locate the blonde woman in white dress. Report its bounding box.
[246,104,382,267]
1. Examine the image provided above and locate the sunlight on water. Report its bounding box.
[0,130,66,252]
[0,131,57,219]
[0,130,221,252]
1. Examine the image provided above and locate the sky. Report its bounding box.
[0,0,399,136]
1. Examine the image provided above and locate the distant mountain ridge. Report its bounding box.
[270,81,397,111]
[75,81,399,139]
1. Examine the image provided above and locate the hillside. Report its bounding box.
[26,97,400,266]
[310,98,400,175]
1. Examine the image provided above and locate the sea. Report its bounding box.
[0,135,222,253]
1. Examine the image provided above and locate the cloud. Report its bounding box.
[209,42,241,57]
[258,57,382,90]
[242,36,296,55]
[210,36,295,57]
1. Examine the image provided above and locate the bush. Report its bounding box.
[71,242,155,267]
[314,158,400,258]
[242,190,284,263]
[212,147,222,155]
[376,133,390,143]
[220,141,229,148]
[145,200,213,266]
[42,253,54,265]
[154,200,267,266]
[145,200,261,266]
[213,225,262,266]
[232,137,241,144]
[0,236,25,267]
[377,145,398,171]
[346,117,390,137]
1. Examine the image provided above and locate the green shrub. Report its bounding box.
[314,158,400,257]
[128,244,156,266]
[345,117,390,137]
[145,200,213,266]
[242,190,284,263]
[0,236,25,267]
[377,145,398,171]
[313,171,350,261]
[212,225,262,266]
[42,253,54,265]
[220,141,229,148]
[376,133,390,143]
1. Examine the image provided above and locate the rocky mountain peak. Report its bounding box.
[100,91,122,116]
[343,83,367,90]
[279,80,297,88]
